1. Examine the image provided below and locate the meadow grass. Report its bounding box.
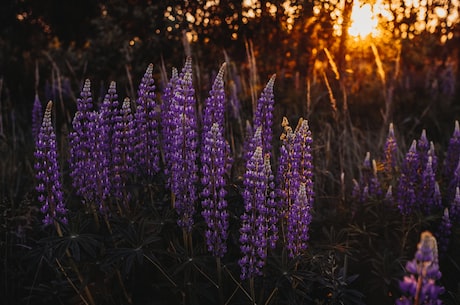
[0,47,459,305]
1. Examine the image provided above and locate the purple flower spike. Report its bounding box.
[277,117,300,214]
[32,94,43,141]
[251,74,276,156]
[170,58,198,232]
[239,145,269,280]
[96,81,120,210]
[418,129,430,168]
[428,142,438,173]
[420,156,439,214]
[397,231,444,305]
[397,140,419,216]
[436,208,452,256]
[200,64,232,257]
[201,123,229,257]
[111,97,136,203]
[383,123,398,175]
[203,63,226,133]
[449,187,460,223]
[34,101,67,226]
[161,67,179,186]
[369,160,382,198]
[443,120,460,181]
[263,153,278,249]
[356,152,381,202]
[287,183,312,258]
[384,185,393,206]
[134,63,160,177]
[69,79,100,205]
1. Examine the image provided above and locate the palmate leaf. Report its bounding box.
[38,232,102,261]
[101,218,162,276]
[24,278,76,305]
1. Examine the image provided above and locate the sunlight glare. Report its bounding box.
[348,2,379,38]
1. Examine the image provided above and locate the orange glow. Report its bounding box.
[348,1,379,38]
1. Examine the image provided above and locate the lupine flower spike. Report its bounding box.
[245,75,276,162]
[355,152,381,202]
[428,142,438,173]
[134,63,160,177]
[277,117,300,217]
[161,67,179,186]
[420,156,438,215]
[170,58,198,232]
[384,185,393,206]
[34,101,67,226]
[383,122,398,176]
[284,118,314,257]
[418,129,429,169]
[111,97,135,204]
[397,140,419,216]
[397,231,444,305]
[95,81,119,212]
[443,120,460,182]
[253,74,275,155]
[286,183,312,258]
[69,79,100,206]
[239,143,269,280]
[201,64,231,257]
[436,208,452,256]
[449,186,460,223]
[32,93,43,140]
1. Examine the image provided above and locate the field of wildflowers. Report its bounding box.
[1,52,460,305]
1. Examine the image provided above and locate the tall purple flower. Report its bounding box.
[32,93,43,140]
[384,185,393,206]
[263,152,278,249]
[383,123,398,176]
[397,140,419,216]
[295,119,314,194]
[355,152,382,203]
[449,186,460,223]
[200,64,231,257]
[95,81,120,211]
[202,64,226,133]
[443,120,460,182]
[34,101,67,226]
[448,159,460,202]
[277,118,314,258]
[277,117,300,215]
[201,123,229,257]
[134,63,160,177]
[428,142,438,174]
[245,75,276,161]
[111,97,135,203]
[253,74,275,155]
[420,156,440,214]
[161,67,179,186]
[417,129,430,169]
[69,79,100,206]
[169,58,198,231]
[239,143,270,280]
[436,208,452,256]
[286,183,312,258]
[396,231,444,305]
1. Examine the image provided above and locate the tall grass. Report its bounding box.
[0,42,459,305]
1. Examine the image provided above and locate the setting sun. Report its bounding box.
[348,1,379,38]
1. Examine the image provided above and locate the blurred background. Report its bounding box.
[1,0,459,131]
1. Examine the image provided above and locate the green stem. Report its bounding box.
[216,257,224,305]
[54,221,96,305]
[249,277,256,305]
